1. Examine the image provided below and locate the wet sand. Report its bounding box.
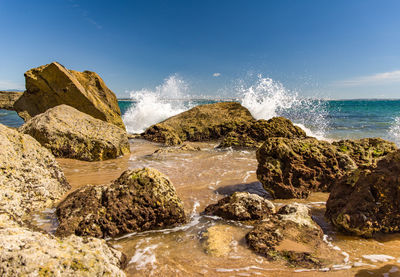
[34,139,400,277]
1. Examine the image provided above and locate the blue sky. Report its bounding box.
[1,0,400,99]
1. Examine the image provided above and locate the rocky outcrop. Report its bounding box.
[246,204,343,268]
[0,123,70,219]
[0,222,126,276]
[256,137,357,199]
[151,143,201,156]
[218,117,307,149]
[0,91,23,110]
[143,102,255,145]
[332,137,397,168]
[326,150,400,237]
[19,105,130,161]
[203,192,275,221]
[13,62,125,129]
[56,168,186,238]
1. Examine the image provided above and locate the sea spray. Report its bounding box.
[238,74,328,139]
[123,75,193,133]
[388,116,400,146]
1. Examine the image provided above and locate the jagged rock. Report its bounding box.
[0,124,70,219]
[0,91,23,110]
[203,192,275,220]
[218,117,307,149]
[202,225,237,257]
[256,137,357,199]
[326,150,400,237]
[0,222,126,276]
[56,168,186,238]
[246,204,343,268]
[332,137,397,168]
[14,62,125,129]
[143,102,255,145]
[19,105,130,161]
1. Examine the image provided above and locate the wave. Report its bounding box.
[122,75,193,133]
[238,75,328,139]
[388,116,400,146]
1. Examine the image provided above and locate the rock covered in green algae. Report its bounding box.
[256,137,357,199]
[14,62,125,129]
[56,167,186,238]
[326,149,400,237]
[218,117,307,149]
[0,222,126,277]
[19,105,130,162]
[332,137,397,168]
[143,102,255,145]
[203,192,275,221]
[0,123,70,219]
[246,203,343,268]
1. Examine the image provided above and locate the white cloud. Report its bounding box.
[213,72,221,77]
[335,70,400,87]
[0,80,24,90]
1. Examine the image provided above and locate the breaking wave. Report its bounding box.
[238,75,328,139]
[388,116,400,146]
[122,75,193,133]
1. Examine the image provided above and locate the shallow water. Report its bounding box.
[31,140,400,277]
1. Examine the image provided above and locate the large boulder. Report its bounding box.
[19,105,130,161]
[0,91,23,110]
[326,150,400,237]
[56,168,186,238]
[14,62,125,129]
[0,223,126,276]
[143,102,255,145]
[256,137,357,199]
[0,124,70,219]
[218,117,307,149]
[203,192,275,221]
[332,137,397,168]
[246,204,343,268]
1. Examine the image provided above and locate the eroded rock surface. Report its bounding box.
[0,222,126,277]
[246,204,343,268]
[143,102,255,145]
[218,117,307,149]
[332,137,397,168]
[326,150,400,237]
[19,105,130,161]
[14,62,125,129]
[203,192,275,221]
[256,137,357,199]
[0,123,70,219]
[0,91,23,110]
[202,225,238,257]
[56,168,186,238]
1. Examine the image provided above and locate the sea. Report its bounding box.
[2,98,400,146]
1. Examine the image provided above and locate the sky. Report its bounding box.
[0,0,400,99]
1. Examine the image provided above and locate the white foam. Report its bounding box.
[389,116,400,146]
[362,254,395,263]
[123,75,192,133]
[129,242,160,270]
[238,74,328,139]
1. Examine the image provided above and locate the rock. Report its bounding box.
[0,124,70,219]
[202,225,237,257]
[332,137,397,168]
[256,137,357,199]
[203,192,275,220]
[143,102,255,145]
[151,143,201,156]
[13,62,125,129]
[0,91,23,110]
[56,168,186,238]
[326,150,400,237]
[218,117,307,149]
[0,223,126,276]
[246,204,343,268]
[19,105,130,161]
